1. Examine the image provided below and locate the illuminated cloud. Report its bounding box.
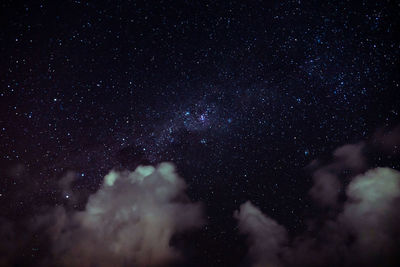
[35,162,204,267]
[236,167,400,267]
[234,201,287,267]
[338,168,400,262]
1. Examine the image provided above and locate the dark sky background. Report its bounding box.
[0,0,399,266]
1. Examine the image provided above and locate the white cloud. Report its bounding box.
[35,162,204,267]
[234,201,287,267]
[236,167,400,267]
[338,168,400,263]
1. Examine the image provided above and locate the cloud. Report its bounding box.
[32,162,204,267]
[58,171,78,204]
[234,201,287,267]
[235,167,400,267]
[309,170,342,207]
[338,168,400,263]
[309,142,366,207]
[332,142,366,171]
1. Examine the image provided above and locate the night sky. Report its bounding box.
[1,1,400,266]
